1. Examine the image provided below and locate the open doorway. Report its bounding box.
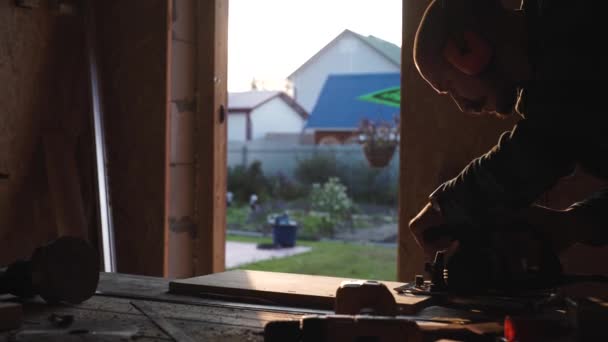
[225,0,402,281]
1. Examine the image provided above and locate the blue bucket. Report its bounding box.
[272,214,298,247]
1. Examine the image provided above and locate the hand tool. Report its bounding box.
[0,236,99,304]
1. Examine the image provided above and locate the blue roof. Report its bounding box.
[305,73,400,130]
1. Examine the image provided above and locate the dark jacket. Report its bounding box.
[430,0,608,245]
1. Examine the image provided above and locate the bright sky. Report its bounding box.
[228,0,402,92]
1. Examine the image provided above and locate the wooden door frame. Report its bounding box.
[197,0,421,281]
[195,0,228,275]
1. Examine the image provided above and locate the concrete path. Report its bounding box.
[226,241,312,268]
[334,223,398,243]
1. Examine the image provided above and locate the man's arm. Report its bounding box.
[430,118,576,228]
[567,189,608,247]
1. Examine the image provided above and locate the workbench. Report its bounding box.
[2,272,598,341]
[2,272,316,341]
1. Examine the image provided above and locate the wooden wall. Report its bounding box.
[95,0,171,276]
[1,0,227,277]
[399,0,608,281]
[0,2,94,265]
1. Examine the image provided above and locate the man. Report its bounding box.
[409,0,607,258]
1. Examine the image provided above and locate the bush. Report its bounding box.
[294,153,343,188]
[267,172,307,201]
[340,161,398,206]
[227,160,270,203]
[289,210,338,240]
[310,177,354,238]
[292,213,325,241]
[295,155,397,206]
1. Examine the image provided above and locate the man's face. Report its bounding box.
[421,59,516,116]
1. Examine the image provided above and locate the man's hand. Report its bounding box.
[409,202,457,258]
[523,205,585,254]
[410,201,588,259]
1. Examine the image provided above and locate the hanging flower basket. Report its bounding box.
[357,115,400,168]
[363,144,396,168]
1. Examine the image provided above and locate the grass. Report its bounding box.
[227,235,397,281]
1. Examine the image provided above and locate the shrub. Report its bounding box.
[294,153,343,188]
[294,214,325,241]
[340,161,398,206]
[227,160,270,203]
[267,172,307,201]
[310,177,353,238]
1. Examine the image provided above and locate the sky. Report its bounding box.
[228,0,402,92]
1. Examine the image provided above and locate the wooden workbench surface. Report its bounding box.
[0,272,511,341]
[1,272,326,341]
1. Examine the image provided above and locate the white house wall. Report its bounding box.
[291,34,400,112]
[251,97,304,140]
[228,112,247,142]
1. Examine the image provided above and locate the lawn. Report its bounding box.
[227,235,397,281]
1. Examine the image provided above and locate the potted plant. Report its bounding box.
[357,116,400,168]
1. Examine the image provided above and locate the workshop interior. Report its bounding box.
[1,0,608,341]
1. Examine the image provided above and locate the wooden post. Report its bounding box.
[95,0,172,276]
[195,0,228,275]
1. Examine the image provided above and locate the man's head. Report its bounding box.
[414,0,525,116]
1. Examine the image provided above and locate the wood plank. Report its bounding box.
[195,0,228,275]
[43,132,87,239]
[97,272,331,315]
[94,0,172,276]
[82,296,302,329]
[169,270,432,314]
[2,296,265,342]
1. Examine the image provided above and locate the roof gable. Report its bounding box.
[288,29,401,79]
[228,91,280,111]
[305,73,400,130]
[353,33,401,66]
[228,91,308,119]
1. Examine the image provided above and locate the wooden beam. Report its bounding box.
[195,0,228,275]
[43,132,87,239]
[95,0,172,276]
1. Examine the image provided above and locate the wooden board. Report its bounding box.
[95,0,171,276]
[195,0,228,275]
[169,270,432,314]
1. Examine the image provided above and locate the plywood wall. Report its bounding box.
[0,3,94,264]
[94,0,171,276]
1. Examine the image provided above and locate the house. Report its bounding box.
[304,73,400,144]
[228,91,308,142]
[288,29,401,113]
